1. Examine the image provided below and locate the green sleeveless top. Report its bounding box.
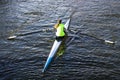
[56,24,65,37]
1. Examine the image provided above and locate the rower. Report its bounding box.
[54,19,66,41]
[54,19,67,57]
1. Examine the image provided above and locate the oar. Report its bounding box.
[68,29,116,45]
[79,32,115,44]
[7,28,54,40]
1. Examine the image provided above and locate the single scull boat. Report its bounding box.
[42,18,71,73]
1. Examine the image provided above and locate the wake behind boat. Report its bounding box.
[42,18,71,73]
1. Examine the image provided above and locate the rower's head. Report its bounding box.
[57,19,62,24]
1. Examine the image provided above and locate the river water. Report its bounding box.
[0,0,120,80]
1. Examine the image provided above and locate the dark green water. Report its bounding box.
[0,0,120,80]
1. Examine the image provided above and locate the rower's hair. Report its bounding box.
[57,19,62,24]
[59,20,62,23]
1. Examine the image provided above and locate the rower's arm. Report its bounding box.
[54,23,59,29]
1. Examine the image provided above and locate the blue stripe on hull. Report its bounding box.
[42,57,53,73]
